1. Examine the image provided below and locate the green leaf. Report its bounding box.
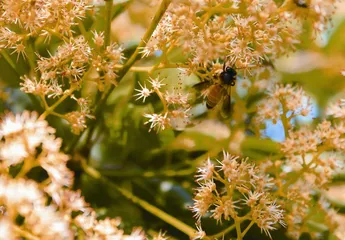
[241,136,281,160]
[112,0,133,20]
[323,19,345,54]
[332,172,345,183]
[306,221,328,233]
[168,131,227,151]
[91,0,132,32]
[0,50,27,87]
[327,195,345,214]
[158,128,175,146]
[282,70,345,110]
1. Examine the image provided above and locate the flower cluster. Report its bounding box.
[250,80,345,238]
[0,0,91,58]
[327,98,345,118]
[192,152,285,239]
[20,36,91,101]
[280,107,345,188]
[0,0,344,239]
[0,176,73,239]
[135,76,191,132]
[254,93,345,239]
[37,36,91,85]
[142,0,303,70]
[19,31,124,134]
[260,156,344,239]
[288,0,340,34]
[255,84,311,125]
[0,111,71,185]
[0,111,147,239]
[136,0,338,132]
[0,0,91,38]
[0,0,124,136]
[65,96,95,134]
[91,31,125,91]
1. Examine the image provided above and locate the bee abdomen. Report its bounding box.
[206,85,222,109]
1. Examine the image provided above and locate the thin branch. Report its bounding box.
[280,99,290,138]
[207,224,236,239]
[82,161,196,237]
[116,0,172,78]
[241,221,255,238]
[235,220,243,240]
[104,0,113,47]
[39,85,78,120]
[99,167,195,178]
[77,19,88,40]
[113,62,189,72]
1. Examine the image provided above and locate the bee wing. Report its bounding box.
[220,86,232,119]
[193,81,212,91]
[193,81,213,103]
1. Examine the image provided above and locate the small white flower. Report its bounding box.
[196,158,214,181]
[148,76,166,90]
[0,140,28,166]
[92,31,104,47]
[164,90,189,106]
[134,82,152,102]
[169,108,191,131]
[143,112,169,132]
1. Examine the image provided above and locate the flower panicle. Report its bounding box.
[191,152,285,239]
[0,111,149,239]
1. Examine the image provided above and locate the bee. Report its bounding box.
[194,62,237,118]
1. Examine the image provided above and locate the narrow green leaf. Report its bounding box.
[241,136,281,160]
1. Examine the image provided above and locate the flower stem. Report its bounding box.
[117,0,171,78]
[155,89,168,112]
[99,0,171,104]
[39,94,49,109]
[16,156,34,178]
[205,5,242,16]
[77,19,88,40]
[241,221,254,238]
[235,220,243,240]
[280,99,290,138]
[207,224,236,239]
[104,0,113,47]
[39,85,77,120]
[50,111,69,120]
[113,62,189,72]
[26,38,37,76]
[100,168,194,178]
[81,161,196,237]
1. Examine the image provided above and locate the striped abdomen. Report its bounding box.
[206,84,224,109]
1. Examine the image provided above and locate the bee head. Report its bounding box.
[220,67,237,85]
[226,67,237,77]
